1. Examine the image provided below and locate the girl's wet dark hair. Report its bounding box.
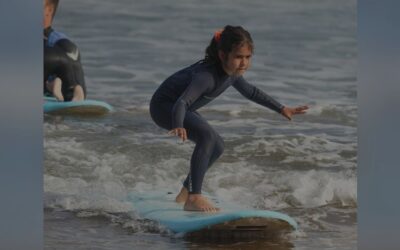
[204,25,254,65]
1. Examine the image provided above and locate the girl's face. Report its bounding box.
[219,44,252,76]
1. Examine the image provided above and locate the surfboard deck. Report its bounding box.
[129,191,297,238]
[44,96,113,116]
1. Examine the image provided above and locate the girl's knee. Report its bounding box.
[198,128,217,143]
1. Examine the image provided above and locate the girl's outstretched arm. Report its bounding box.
[232,76,284,113]
[233,77,309,120]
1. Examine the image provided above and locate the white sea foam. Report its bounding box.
[44,120,356,215]
[44,174,133,213]
[232,133,356,168]
[205,160,356,210]
[282,170,356,207]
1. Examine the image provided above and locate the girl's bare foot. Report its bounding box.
[184,194,220,212]
[175,187,189,203]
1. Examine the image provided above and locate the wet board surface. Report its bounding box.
[44,96,113,115]
[129,191,297,238]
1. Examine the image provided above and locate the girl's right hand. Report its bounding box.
[168,128,187,142]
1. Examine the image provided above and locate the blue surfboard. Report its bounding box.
[129,191,297,237]
[44,96,113,115]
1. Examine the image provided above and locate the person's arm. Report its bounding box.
[171,72,214,129]
[232,76,284,114]
[233,76,309,120]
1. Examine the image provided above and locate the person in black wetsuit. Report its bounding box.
[150,25,309,212]
[44,0,86,102]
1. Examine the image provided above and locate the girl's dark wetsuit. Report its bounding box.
[150,61,284,194]
[44,27,86,101]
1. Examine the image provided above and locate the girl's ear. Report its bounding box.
[218,50,226,62]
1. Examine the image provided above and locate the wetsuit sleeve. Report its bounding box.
[171,73,214,128]
[232,76,284,114]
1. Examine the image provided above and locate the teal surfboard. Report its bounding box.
[129,191,297,237]
[44,96,113,115]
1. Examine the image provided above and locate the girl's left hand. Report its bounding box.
[281,105,309,121]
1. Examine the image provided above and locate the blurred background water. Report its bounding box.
[44,0,357,249]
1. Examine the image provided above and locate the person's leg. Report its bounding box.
[181,133,224,191]
[176,133,224,203]
[44,47,64,101]
[45,77,64,101]
[185,112,223,193]
[149,102,222,211]
[149,100,174,130]
[44,40,86,102]
[56,39,87,101]
[71,85,84,101]
[59,58,86,101]
[180,112,223,212]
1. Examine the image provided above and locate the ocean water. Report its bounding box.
[44,0,357,249]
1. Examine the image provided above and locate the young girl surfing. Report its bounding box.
[150,25,308,212]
